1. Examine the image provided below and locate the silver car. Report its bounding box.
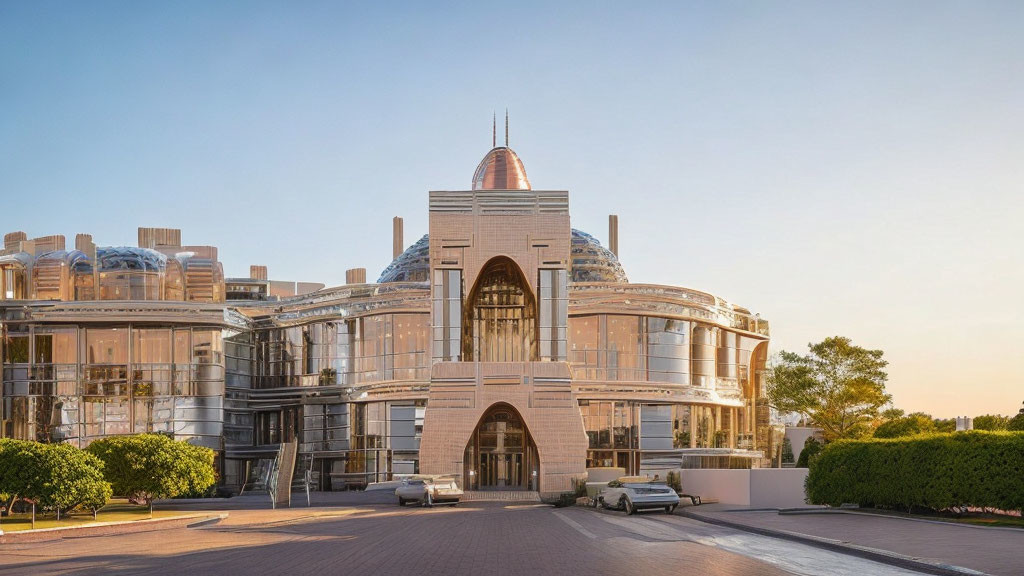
[395,476,463,507]
[598,480,680,514]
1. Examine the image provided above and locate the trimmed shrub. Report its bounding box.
[0,439,111,514]
[87,434,216,505]
[796,437,822,468]
[806,431,1024,512]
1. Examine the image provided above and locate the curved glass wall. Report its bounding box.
[0,248,223,303]
[569,314,762,389]
[579,400,755,474]
[1,325,224,449]
[96,247,165,301]
[253,313,429,389]
[0,254,29,300]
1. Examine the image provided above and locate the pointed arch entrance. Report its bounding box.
[463,403,539,491]
[462,256,537,362]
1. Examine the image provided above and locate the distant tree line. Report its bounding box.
[767,335,1023,465]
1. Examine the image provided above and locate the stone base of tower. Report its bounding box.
[419,362,587,498]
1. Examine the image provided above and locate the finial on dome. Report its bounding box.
[492,112,496,148]
[505,108,509,147]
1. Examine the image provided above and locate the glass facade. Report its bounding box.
[2,325,223,449]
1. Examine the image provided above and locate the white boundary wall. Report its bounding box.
[680,468,809,508]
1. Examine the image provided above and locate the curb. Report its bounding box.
[679,509,985,576]
[0,513,228,544]
[777,507,1024,534]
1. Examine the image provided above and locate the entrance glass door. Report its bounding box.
[480,453,523,488]
[467,405,538,491]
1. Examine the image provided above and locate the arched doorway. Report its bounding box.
[462,257,537,362]
[464,404,539,491]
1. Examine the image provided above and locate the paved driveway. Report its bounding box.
[0,499,943,576]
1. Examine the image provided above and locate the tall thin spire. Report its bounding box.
[504,108,509,146]
[492,112,496,148]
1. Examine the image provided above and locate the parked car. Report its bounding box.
[395,476,463,507]
[597,478,680,514]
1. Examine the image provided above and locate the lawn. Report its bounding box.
[858,507,1024,529]
[0,499,188,532]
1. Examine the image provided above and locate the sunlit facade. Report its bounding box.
[1,137,771,496]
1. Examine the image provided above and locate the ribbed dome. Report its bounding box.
[377,234,430,283]
[472,147,531,190]
[570,229,628,283]
[378,230,628,284]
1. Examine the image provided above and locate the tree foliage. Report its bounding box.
[766,336,891,441]
[796,437,822,468]
[781,437,794,464]
[873,412,936,438]
[87,434,216,504]
[0,439,111,514]
[972,414,1010,431]
[1008,412,1024,431]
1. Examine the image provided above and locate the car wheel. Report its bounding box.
[398,498,406,506]
[665,504,676,514]
[425,492,433,508]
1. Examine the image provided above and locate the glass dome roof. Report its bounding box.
[377,229,627,284]
[377,234,430,283]
[570,229,628,283]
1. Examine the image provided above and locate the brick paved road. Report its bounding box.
[688,506,1023,576]
[0,497,936,576]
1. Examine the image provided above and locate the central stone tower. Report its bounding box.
[417,139,587,495]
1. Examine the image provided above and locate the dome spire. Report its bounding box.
[492,112,496,148]
[505,108,509,146]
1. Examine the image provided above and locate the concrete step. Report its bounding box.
[462,491,541,502]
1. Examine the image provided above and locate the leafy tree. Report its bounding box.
[0,439,110,516]
[1008,412,1024,431]
[873,412,936,438]
[781,437,795,464]
[87,434,216,509]
[796,437,822,468]
[972,414,1010,431]
[766,336,891,441]
[880,407,905,421]
[933,418,956,433]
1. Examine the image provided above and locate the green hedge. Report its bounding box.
[806,431,1024,512]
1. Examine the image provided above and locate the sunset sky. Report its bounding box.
[2,1,1021,417]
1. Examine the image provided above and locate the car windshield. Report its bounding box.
[406,480,425,486]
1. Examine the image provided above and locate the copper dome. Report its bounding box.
[472,147,531,191]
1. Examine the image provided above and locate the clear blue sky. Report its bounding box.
[2,1,1022,418]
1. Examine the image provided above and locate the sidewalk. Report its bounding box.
[682,504,1024,576]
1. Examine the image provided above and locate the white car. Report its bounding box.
[598,479,680,515]
[395,476,463,507]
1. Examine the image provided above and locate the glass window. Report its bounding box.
[132,329,172,364]
[464,258,536,362]
[606,316,643,381]
[191,330,222,364]
[174,329,191,364]
[86,329,128,364]
[568,316,600,378]
[4,334,29,363]
[672,405,692,448]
